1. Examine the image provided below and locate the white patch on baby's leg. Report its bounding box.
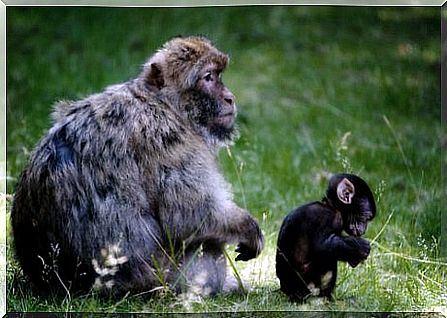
[321,271,333,289]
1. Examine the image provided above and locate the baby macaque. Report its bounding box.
[276,173,376,301]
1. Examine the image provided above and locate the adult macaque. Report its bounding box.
[276,173,376,301]
[12,36,264,296]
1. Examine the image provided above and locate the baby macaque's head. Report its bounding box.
[326,173,376,237]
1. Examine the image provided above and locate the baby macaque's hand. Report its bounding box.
[347,238,370,267]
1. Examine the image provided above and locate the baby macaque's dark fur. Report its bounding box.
[11,36,264,296]
[276,173,376,302]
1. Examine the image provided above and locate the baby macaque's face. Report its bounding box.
[327,174,376,237]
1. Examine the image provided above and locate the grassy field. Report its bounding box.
[5,6,446,314]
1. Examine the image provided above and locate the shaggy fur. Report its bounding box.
[12,36,264,296]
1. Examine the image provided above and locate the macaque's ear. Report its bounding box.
[146,63,164,89]
[337,178,355,204]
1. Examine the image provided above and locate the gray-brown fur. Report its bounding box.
[11,36,264,296]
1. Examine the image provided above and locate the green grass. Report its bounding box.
[5,6,446,314]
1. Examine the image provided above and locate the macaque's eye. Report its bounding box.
[203,72,213,82]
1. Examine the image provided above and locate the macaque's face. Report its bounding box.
[330,175,376,237]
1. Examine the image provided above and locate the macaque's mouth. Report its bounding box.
[215,113,235,128]
[349,229,365,237]
[219,111,234,118]
[342,229,363,237]
[218,112,235,122]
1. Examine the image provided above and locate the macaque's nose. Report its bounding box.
[223,89,235,106]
